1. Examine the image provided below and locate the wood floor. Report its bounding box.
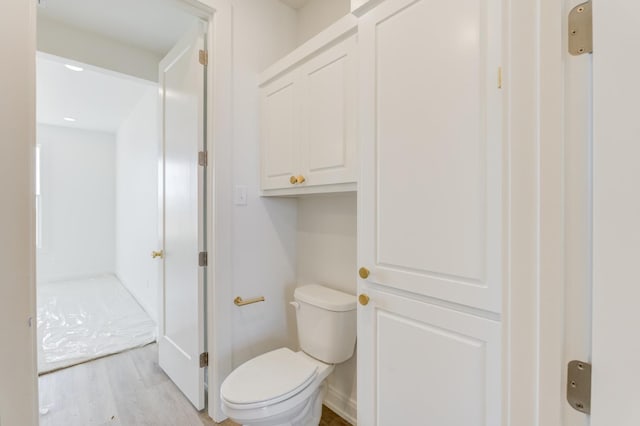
[38,343,351,426]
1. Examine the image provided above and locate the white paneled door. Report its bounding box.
[158,22,207,410]
[357,0,503,423]
[591,1,640,425]
[358,288,501,425]
[358,0,503,313]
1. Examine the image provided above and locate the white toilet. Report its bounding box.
[220,284,357,426]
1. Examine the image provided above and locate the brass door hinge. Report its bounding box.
[199,49,208,66]
[568,1,593,56]
[198,151,208,167]
[199,352,208,368]
[199,251,208,267]
[567,360,592,414]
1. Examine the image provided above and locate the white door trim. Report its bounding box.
[1,1,38,425]
[505,1,565,425]
[537,0,566,424]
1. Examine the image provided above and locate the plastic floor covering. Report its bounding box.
[37,275,156,374]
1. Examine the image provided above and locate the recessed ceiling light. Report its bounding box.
[63,117,76,122]
[64,64,84,72]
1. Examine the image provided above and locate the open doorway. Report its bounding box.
[34,0,214,423]
[36,53,159,374]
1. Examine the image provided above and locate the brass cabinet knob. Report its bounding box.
[359,294,370,306]
[290,176,298,185]
[151,250,164,259]
[296,175,306,184]
[359,267,370,279]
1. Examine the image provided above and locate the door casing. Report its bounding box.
[505,0,566,425]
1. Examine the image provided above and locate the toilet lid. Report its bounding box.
[221,348,318,407]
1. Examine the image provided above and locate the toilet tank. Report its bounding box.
[293,284,357,364]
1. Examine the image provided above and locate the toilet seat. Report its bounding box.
[221,348,319,409]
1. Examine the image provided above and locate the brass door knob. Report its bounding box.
[296,175,306,184]
[359,267,370,279]
[359,294,370,306]
[151,250,164,259]
[290,176,298,185]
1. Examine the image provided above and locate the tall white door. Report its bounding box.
[358,0,504,313]
[591,1,640,425]
[357,0,503,424]
[158,22,207,410]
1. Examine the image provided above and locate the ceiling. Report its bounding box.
[279,0,312,9]
[37,54,155,133]
[37,0,197,55]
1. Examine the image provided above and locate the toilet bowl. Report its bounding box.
[220,284,357,426]
[221,348,334,426]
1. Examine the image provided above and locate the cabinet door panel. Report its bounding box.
[358,288,501,426]
[308,60,346,172]
[261,72,299,190]
[300,35,357,187]
[359,0,503,312]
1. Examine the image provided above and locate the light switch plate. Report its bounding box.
[234,185,248,205]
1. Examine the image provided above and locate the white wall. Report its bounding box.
[296,193,358,420]
[37,124,116,283]
[229,1,358,419]
[115,87,159,323]
[229,0,299,367]
[297,194,357,293]
[296,0,350,45]
[0,1,38,424]
[38,15,162,82]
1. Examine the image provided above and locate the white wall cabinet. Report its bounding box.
[351,0,385,16]
[260,16,358,196]
[357,0,504,423]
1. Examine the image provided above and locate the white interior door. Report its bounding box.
[591,2,640,425]
[357,0,504,313]
[158,22,207,410]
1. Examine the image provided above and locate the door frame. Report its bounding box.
[176,0,232,422]
[506,0,566,425]
[27,0,232,422]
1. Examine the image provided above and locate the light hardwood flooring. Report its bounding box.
[38,343,350,426]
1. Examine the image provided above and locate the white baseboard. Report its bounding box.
[324,385,357,425]
[114,273,157,329]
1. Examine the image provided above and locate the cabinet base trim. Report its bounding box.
[261,182,356,197]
